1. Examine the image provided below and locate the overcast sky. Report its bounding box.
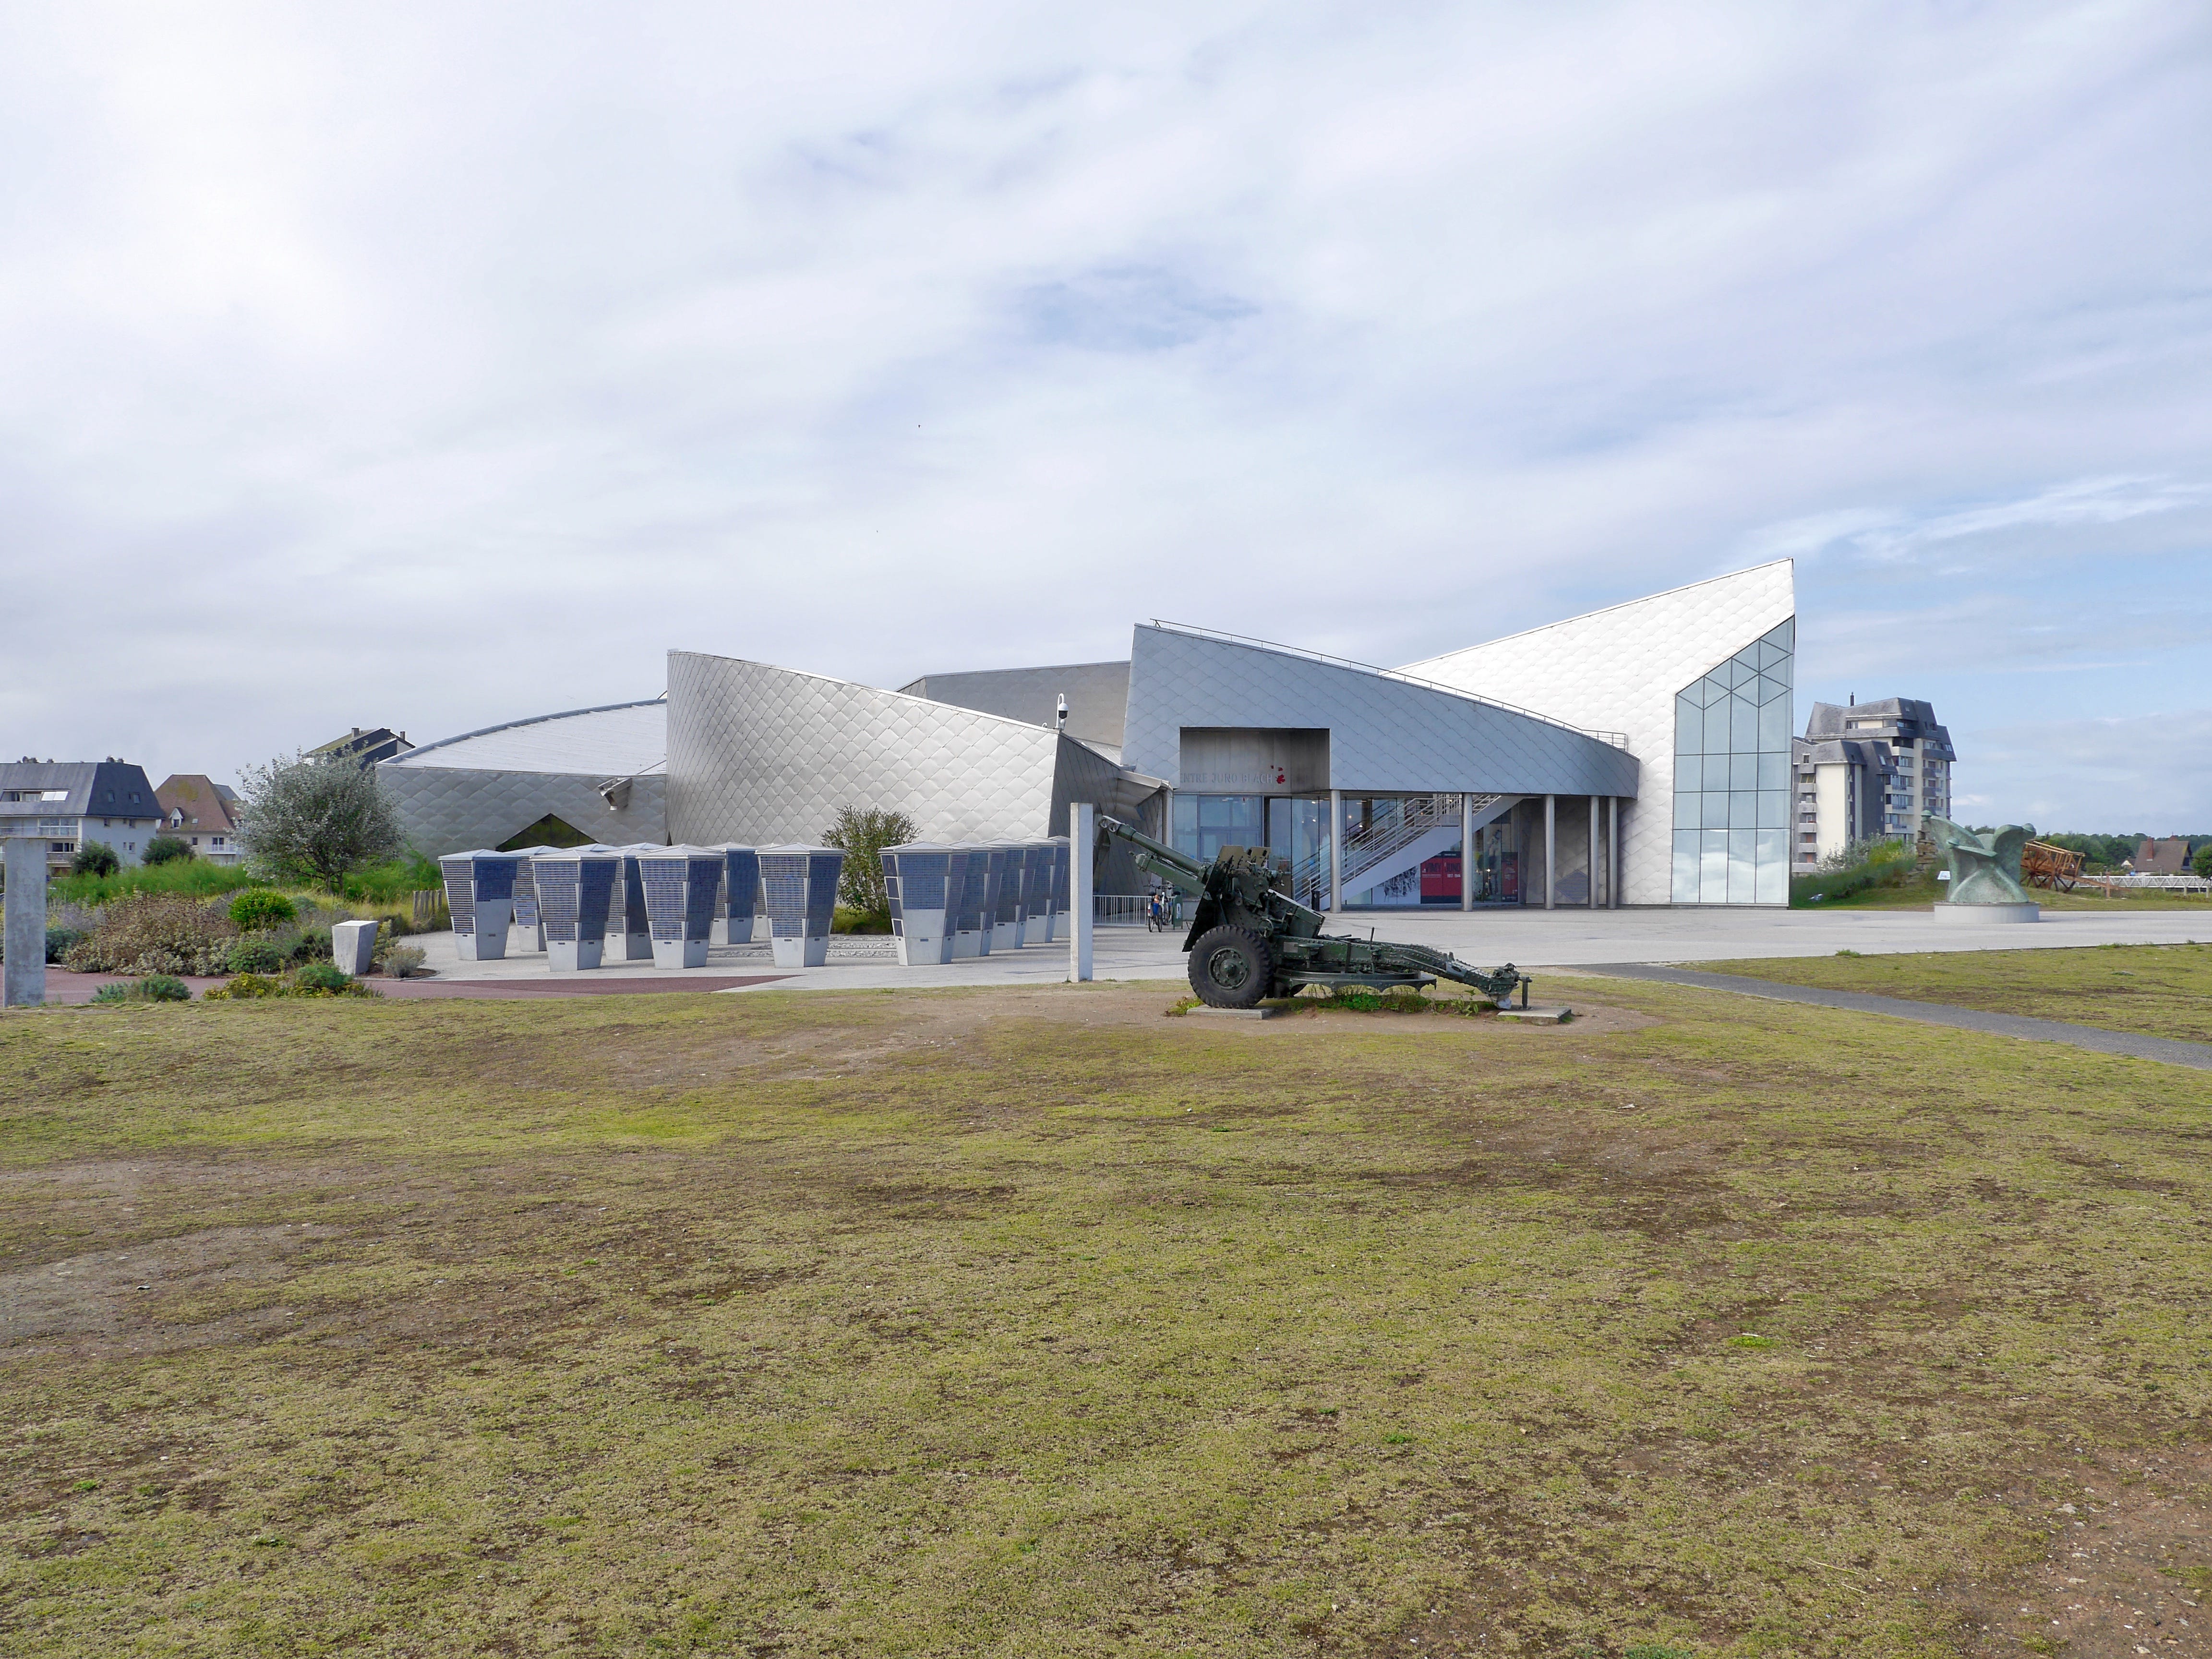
[4,1,2207,831]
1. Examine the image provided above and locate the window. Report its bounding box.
[1671,618,1793,904]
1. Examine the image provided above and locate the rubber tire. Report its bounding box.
[1188,925,1272,1009]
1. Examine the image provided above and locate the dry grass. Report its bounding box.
[2,979,2209,1657]
[1685,943,2212,1044]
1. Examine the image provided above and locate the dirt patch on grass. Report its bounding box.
[3,977,2208,1657]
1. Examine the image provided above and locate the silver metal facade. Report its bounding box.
[1123,625,1639,799]
[382,765,667,859]
[668,650,1141,846]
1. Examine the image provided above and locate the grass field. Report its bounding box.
[1686,944,2212,1045]
[1795,869,2212,913]
[4,980,2209,1657]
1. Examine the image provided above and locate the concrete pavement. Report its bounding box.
[400,903,2211,996]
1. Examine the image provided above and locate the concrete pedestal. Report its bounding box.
[1935,902,2040,925]
[549,939,604,972]
[1023,914,1053,946]
[3,835,48,1009]
[332,919,378,975]
[991,920,1024,952]
[456,900,513,960]
[652,938,709,970]
[613,930,653,961]
[772,935,830,968]
[950,929,985,959]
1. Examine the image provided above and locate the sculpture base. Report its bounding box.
[1935,901,2040,925]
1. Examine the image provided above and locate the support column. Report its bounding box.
[4,835,48,1009]
[1068,803,1094,984]
[1460,793,1473,912]
[1609,797,1622,909]
[1587,795,1599,910]
[1328,788,1343,913]
[1543,794,1556,911]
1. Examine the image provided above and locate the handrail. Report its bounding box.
[1148,620,1630,748]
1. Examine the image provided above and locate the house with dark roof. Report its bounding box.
[0,758,162,876]
[309,727,414,770]
[154,774,245,865]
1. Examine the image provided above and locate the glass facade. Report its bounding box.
[1671,619,1794,904]
[1172,793,1332,910]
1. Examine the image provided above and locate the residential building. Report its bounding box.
[310,727,414,770]
[2132,838,2191,875]
[154,774,245,865]
[384,562,1807,908]
[0,758,163,876]
[1791,697,1956,869]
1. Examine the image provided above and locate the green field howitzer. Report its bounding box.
[1096,815,1532,1010]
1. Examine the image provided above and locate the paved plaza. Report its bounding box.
[403,902,2212,996]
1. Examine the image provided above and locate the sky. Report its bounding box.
[2,0,2207,833]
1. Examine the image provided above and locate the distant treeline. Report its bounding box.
[2039,832,2212,870]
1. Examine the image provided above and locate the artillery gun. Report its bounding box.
[1097,815,1532,1010]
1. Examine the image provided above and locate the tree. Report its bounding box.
[141,835,194,866]
[820,805,919,915]
[72,841,120,877]
[235,753,407,894]
[2195,843,2212,880]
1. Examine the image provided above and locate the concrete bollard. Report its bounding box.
[332,919,379,976]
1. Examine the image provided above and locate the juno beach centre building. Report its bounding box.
[383,560,1798,910]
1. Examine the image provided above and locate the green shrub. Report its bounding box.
[224,937,287,975]
[821,806,919,914]
[289,926,333,964]
[141,836,194,866]
[48,859,262,908]
[293,961,353,994]
[72,842,120,878]
[45,926,82,963]
[832,905,893,935]
[204,972,281,1000]
[229,890,298,931]
[383,943,427,978]
[62,893,236,976]
[90,974,192,1006]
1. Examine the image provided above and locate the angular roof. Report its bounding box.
[896,661,1131,749]
[155,774,241,834]
[0,759,159,820]
[1804,698,1955,762]
[1122,624,1638,797]
[385,698,668,777]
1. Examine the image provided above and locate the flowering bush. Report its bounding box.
[62,893,236,976]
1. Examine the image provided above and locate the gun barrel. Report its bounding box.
[1097,814,1210,896]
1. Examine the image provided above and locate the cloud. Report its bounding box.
[0,0,2206,833]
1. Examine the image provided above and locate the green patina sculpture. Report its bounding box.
[1926,817,2034,905]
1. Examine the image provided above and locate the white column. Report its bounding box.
[1543,794,1556,911]
[1588,796,1599,910]
[1328,789,1343,913]
[1460,793,1473,912]
[1610,797,1622,909]
[1069,802,1094,984]
[4,836,48,1009]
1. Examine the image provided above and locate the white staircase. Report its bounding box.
[1289,793,1517,906]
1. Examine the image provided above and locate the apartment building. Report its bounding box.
[1791,698,1956,870]
[0,758,163,876]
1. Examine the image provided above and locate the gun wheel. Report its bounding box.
[1189,926,1273,1009]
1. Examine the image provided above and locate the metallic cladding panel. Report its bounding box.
[667,652,1063,846]
[381,764,666,859]
[1121,627,1639,802]
[1403,560,1795,905]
